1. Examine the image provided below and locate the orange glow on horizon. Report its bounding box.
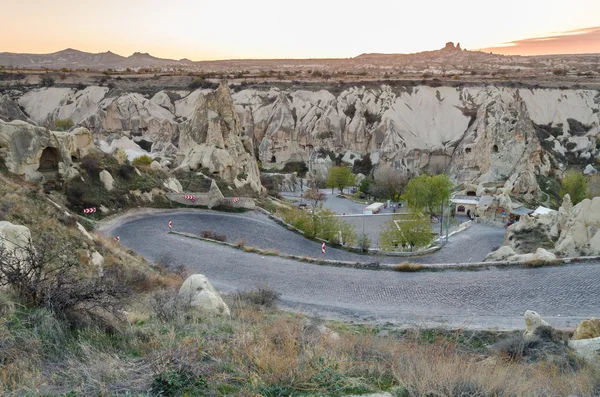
[1,1,600,60]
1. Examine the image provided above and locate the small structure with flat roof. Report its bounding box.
[451,194,480,216]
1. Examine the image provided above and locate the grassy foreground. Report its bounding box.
[1,284,599,396]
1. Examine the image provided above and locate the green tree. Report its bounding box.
[404,173,452,216]
[54,118,74,131]
[358,178,374,198]
[379,213,433,251]
[326,166,355,194]
[561,171,587,205]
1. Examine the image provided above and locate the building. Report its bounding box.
[451,195,480,216]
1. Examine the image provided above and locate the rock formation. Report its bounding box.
[7,84,600,197]
[0,119,94,181]
[178,274,230,317]
[524,310,550,337]
[0,94,34,123]
[572,318,600,340]
[555,196,600,256]
[178,83,263,193]
[485,192,600,259]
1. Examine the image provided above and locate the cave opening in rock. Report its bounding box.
[270,155,276,163]
[39,147,60,172]
[466,191,476,196]
[492,144,499,153]
[465,148,472,154]
[136,139,153,152]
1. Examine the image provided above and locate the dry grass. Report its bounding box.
[523,258,563,268]
[233,239,246,248]
[394,261,424,272]
[1,293,599,396]
[260,248,280,256]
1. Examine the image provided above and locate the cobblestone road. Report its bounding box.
[103,210,600,329]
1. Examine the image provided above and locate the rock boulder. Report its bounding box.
[572,318,600,340]
[0,221,31,260]
[568,337,600,369]
[524,310,551,337]
[99,170,114,191]
[178,274,230,317]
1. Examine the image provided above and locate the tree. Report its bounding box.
[404,173,452,216]
[326,166,355,194]
[352,154,372,175]
[373,167,409,201]
[379,213,433,251]
[303,188,325,211]
[358,178,375,199]
[40,75,55,87]
[561,171,587,205]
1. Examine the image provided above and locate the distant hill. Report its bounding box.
[1,43,598,72]
[0,48,192,70]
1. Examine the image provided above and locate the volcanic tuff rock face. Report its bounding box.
[7,84,600,193]
[177,84,263,193]
[0,118,93,181]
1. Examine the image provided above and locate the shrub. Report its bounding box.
[364,110,381,126]
[200,230,227,242]
[148,288,189,323]
[80,154,100,176]
[344,103,357,119]
[132,155,153,167]
[40,75,55,87]
[117,164,135,180]
[54,118,74,131]
[0,235,132,332]
[150,368,207,396]
[234,239,246,248]
[281,161,308,177]
[394,262,423,272]
[234,285,280,308]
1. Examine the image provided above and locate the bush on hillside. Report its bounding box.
[132,155,153,167]
[54,118,74,131]
[117,164,136,180]
[0,234,132,332]
[80,154,101,176]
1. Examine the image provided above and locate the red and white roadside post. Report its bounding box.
[321,242,326,255]
[168,220,172,231]
[115,236,120,243]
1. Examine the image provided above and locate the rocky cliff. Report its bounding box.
[9,84,600,194]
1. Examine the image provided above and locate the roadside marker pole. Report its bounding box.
[168,220,172,231]
[321,242,326,255]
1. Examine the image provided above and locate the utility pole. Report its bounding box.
[362,212,365,253]
[445,196,450,243]
[438,199,445,244]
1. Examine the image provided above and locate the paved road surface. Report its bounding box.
[102,210,600,330]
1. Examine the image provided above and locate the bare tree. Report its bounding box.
[0,233,132,331]
[303,188,326,211]
[373,167,409,200]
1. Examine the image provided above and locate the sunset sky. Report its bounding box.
[2,0,599,59]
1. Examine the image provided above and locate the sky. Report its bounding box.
[1,0,599,60]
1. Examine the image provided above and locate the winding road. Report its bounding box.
[101,209,600,330]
